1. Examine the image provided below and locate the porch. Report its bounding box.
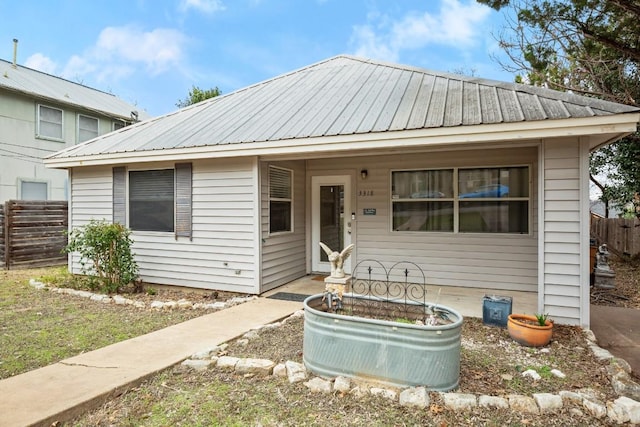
[263,275,537,319]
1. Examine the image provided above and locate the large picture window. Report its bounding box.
[129,169,174,232]
[392,166,529,234]
[269,166,293,234]
[37,105,63,140]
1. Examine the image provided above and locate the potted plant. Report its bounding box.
[507,313,553,347]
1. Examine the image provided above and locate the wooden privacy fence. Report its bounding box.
[591,216,640,258]
[1,200,68,269]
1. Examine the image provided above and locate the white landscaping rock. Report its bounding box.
[242,330,260,340]
[150,301,164,309]
[550,369,566,378]
[370,388,397,401]
[181,359,214,371]
[272,363,287,377]
[304,377,332,393]
[478,395,509,409]
[522,369,541,381]
[191,347,221,360]
[533,393,563,413]
[507,395,539,414]
[216,356,240,371]
[399,387,429,408]
[112,295,129,305]
[285,361,307,384]
[589,343,614,361]
[235,358,275,376]
[333,376,351,393]
[443,393,477,411]
[582,398,607,419]
[559,390,583,405]
[608,396,640,425]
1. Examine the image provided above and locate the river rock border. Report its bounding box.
[180,310,640,424]
[29,278,257,310]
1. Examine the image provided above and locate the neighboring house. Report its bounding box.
[590,200,622,218]
[0,58,149,202]
[44,55,640,327]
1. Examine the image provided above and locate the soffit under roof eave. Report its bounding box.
[44,114,640,169]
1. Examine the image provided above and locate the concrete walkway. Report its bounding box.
[591,304,640,378]
[0,297,302,427]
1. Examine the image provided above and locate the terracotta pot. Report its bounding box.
[507,314,553,347]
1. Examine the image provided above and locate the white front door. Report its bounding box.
[311,175,352,274]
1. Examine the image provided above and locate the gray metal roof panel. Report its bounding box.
[47,55,640,160]
[0,59,149,120]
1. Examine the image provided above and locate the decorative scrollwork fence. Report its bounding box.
[334,260,439,322]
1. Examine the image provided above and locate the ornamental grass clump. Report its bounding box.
[65,220,138,294]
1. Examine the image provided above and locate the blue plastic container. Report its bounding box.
[482,295,512,327]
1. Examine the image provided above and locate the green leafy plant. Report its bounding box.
[535,313,550,326]
[64,220,138,294]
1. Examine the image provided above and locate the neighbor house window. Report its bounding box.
[269,166,293,233]
[392,166,530,234]
[129,169,174,232]
[20,180,48,200]
[78,114,99,142]
[113,120,127,131]
[37,105,63,140]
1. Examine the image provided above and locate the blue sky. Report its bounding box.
[0,0,515,117]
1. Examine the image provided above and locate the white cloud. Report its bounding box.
[47,26,189,84]
[178,0,225,14]
[24,53,58,74]
[350,0,491,61]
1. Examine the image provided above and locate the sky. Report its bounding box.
[0,0,517,117]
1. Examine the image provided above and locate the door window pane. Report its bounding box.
[320,185,344,261]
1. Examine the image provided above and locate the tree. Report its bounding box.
[176,85,221,108]
[478,0,640,217]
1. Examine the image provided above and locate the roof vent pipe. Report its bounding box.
[12,38,18,68]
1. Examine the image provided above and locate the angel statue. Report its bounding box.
[319,242,355,278]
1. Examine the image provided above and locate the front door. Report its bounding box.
[311,175,352,274]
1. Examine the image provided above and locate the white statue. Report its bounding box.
[319,242,355,278]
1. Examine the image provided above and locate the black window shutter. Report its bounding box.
[113,166,126,225]
[175,162,192,240]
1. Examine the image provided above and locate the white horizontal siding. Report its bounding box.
[69,158,258,293]
[68,166,113,273]
[130,158,257,293]
[542,138,584,325]
[308,146,539,292]
[260,160,306,292]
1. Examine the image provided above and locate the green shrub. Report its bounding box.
[65,220,138,294]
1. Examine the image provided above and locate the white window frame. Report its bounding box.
[77,114,99,143]
[268,166,294,235]
[391,165,531,235]
[36,104,64,141]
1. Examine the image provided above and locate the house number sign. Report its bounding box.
[363,208,376,215]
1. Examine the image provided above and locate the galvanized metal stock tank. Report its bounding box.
[303,294,463,391]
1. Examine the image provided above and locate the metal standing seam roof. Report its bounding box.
[47,55,639,160]
[0,58,149,121]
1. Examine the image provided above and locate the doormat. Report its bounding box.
[312,275,327,281]
[267,292,310,302]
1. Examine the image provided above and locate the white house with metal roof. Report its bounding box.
[45,55,640,327]
[0,57,149,201]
